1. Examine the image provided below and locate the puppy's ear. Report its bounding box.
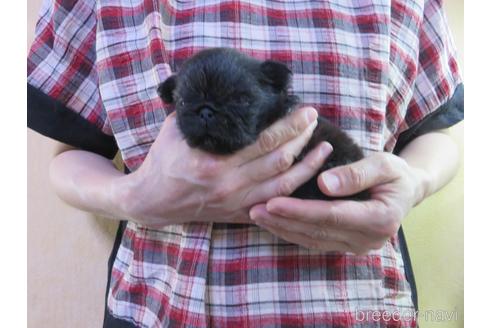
[260,60,292,92]
[157,75,177,103]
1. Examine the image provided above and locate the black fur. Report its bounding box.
[158,48,369,200]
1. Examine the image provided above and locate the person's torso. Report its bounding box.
[100,1,421,327]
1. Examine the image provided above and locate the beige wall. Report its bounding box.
[27,1,464,327]
[27,2,118,327]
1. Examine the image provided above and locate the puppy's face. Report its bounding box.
[158,48,297,154]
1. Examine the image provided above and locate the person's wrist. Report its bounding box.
[407,165,432,207]
[108,170,144,220]
[109,167,178,227]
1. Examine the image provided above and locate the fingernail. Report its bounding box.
[321,173,340,191]
[320,142,333,157]
[308,120,318,132]
[250,210,259,221]
[304,107,318,123]
[250,208,266,222]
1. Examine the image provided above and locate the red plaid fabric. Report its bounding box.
[28,0,461,327]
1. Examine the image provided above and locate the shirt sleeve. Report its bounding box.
[27,0,118,159]
[393,0,463,153]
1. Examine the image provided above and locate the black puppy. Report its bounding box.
[158,48,369,200]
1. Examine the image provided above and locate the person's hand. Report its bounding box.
[114,107,333,228]
[249,152,430,254]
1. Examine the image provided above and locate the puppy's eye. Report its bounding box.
[179,99,185,106]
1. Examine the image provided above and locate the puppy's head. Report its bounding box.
[158,48,298,154]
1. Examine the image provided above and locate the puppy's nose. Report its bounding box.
[199,106,215,124]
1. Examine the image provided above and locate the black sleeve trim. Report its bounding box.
[394,83,464,154]
[27,83,118,159]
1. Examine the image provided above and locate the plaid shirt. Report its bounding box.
[28,0,461,327]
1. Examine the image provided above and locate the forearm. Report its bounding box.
[49,149,130,220]
[398,129,460,205]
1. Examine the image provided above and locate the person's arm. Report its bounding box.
[49,107,333,228]
[397,129,460,204]
[316,128,460,208]
[30,1,330,228]
[249,129,460,254]
[49,144,128,220]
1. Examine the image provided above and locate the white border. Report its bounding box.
[7,0,479,327]
[0,0,27,326]
[464,1,491,327]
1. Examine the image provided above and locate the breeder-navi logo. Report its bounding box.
[355,309,459,323]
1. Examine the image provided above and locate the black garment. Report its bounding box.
[27,83,118,160]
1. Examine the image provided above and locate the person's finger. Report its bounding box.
[244,142,332,204]
[264,197,399,238]
[237,120,321,183]
[250,203,372,246]
[251,206,352,253]
[317,153,404,197]
[231,106,318,164]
